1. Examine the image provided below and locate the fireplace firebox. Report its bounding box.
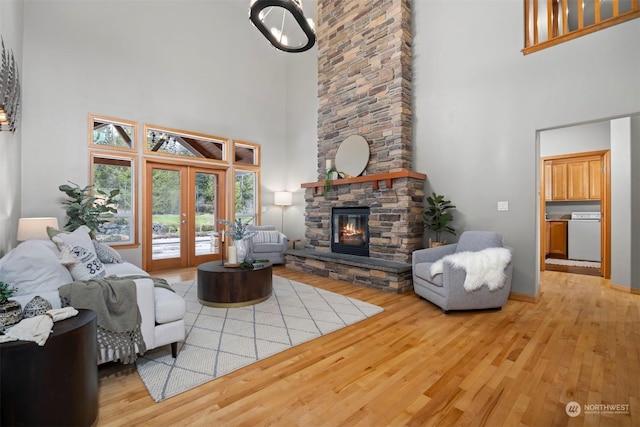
[331,207,370,257]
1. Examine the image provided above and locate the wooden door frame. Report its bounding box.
[539,150,610,278]
[142,159,227,271]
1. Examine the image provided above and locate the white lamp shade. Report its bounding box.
[17,217,59,241]
[274,191,293,206]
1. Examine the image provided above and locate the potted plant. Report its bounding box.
[59,182,120,238]
[324,167,345,198]
[423,192,456,247]
[0,281,21,332]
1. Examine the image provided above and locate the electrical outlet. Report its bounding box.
[497,201,509,211]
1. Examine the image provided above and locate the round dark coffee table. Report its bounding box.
[197,261,273,307]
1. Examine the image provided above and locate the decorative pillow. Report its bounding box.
[93,241,123,264]
[0,240,73,296]
[59,245,106,281]
[51,225,95,253]
[252,230,281,244]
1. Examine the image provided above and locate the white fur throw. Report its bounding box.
[429,247,512,292]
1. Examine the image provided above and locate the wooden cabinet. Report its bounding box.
[567,160,589,199]
[544,155,602,201]
[588,159,602,199]
[545,221,568,258]
[550,162,568,200]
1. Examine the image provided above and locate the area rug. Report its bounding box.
[135,275,383,402]
[545,258,601,268]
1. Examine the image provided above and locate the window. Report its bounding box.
[144,124,229,162]
[233,140,260,166]
[235,169,259,225]
[89,114,136,151]
[91,153,136,245]
[524,0,640,54]
[88,115,138,247]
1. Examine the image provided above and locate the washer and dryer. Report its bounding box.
[568,211,601,262]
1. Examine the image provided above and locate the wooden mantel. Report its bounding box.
[301,170,426,194]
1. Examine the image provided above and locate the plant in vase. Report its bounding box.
[0,281,22,332]
[422,192,456,248]
[218,218,257,263]
[323,167,346,199]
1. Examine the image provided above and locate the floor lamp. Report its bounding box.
[274,191,292,233]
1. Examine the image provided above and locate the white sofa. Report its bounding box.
[0,233,186,364]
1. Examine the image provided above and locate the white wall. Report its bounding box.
[20,1,293,265]
[540,121,610,157]
[411,0,640,295]
[283,51,318,244]
[0,0,24,257]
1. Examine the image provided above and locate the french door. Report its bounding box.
[144,161,225,271]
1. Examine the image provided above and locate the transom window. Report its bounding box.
[89,114,137,151]
[144,124,228,162]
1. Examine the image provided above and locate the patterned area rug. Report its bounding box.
[136,275,383,402]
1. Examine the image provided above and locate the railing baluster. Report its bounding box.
[562,0,569,34]
[578,0,584,29]
[533,0,538,44]
[547,0,558,40]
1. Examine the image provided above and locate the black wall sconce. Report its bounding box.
[249,0,316,53]
[0,37,21,133]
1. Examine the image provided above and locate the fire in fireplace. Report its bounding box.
[331,207,370,257]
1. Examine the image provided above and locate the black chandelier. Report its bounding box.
[249,0,316,53]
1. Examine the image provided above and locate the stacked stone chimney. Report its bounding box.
[289,0,424,291]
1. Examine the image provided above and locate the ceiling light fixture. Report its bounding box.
[249,0,316,53]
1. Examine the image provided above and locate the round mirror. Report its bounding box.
[335,135,369,177]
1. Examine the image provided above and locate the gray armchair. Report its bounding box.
[412,231,513,313]
[247,225,288,265]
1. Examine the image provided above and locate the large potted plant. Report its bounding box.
[423,192,456,247]
[59,182,120,238]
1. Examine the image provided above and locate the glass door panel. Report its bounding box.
[146,164,186,271]
[190,169,223,264]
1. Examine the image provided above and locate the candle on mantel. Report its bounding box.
[326,159,332,170]
[227,246,237,265]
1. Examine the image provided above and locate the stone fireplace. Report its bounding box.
[286,0,424,293]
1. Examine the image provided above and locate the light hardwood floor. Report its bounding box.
[96,267,639,426]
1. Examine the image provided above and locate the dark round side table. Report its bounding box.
[197,261,273,307]
[0,309,98,426]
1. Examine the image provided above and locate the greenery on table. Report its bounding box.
[218,218,257,241]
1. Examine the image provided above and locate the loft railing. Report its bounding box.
[523,0,640,54]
